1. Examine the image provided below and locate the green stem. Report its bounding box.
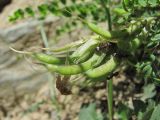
[107,79,113,120]
[100,0,112,31]
[103,1,113,119]
[40,21,49,49]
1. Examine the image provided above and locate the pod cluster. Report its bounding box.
[33,37,119,80]
[33,20,148,80]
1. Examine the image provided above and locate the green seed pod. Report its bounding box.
[85,56,118,78]
[93,53,106,67]
[45,52,103,75]
[113,8,128,16]
[85,21,112,39]
[34,53,62,64]
[70,39,99,61]
[74,51,92,64]
[49,40,85,52]
[81,52,105,70]
[47,64,82,75]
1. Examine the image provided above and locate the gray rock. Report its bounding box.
[0,17,59,98]
[0,17,59,42]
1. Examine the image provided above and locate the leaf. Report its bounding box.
[138,0,147,7]
[142,64,152,79]
[153,78,160,85]
[150,104,160,120]
[138,99,155,120]
[25,7,35,17]
[79,103,103,120]
[149,54,156,62]
[151,34,160,41]
[38,4,48,17]
[9,8,25,22]
[115,102,132,120]
[62,9,72,17]
[148,0,158,6]
[141,83,156,101]
[147,41,159,49]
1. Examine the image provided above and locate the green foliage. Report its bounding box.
[25,7,35,17]
[8,0,110,35]
[141,83,156,100]
[9,1,108,21]
[79,103,103,120]
[137,99,155,120]
[115,102,132,120]
[9,9,24,21]
[150,104,160,120]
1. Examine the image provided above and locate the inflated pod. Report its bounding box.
[81,52,106,70]
[70,39,99,61]
[85,21,112,39]
[9,47,63,64]
[113,8,128,16]
[74,51,93,64]
[85,56,119,78]
[49,40,85,52]
[45,53,104,75]
[45,36,99,53]
[46,64,82,75]
[33,53,62,64]
[84,21,125,40]
[93,53,106,67]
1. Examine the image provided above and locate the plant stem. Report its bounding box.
[40,21,49,49]
[107,79,113,120]
[100,0,112,31]
[103,0,113,119]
